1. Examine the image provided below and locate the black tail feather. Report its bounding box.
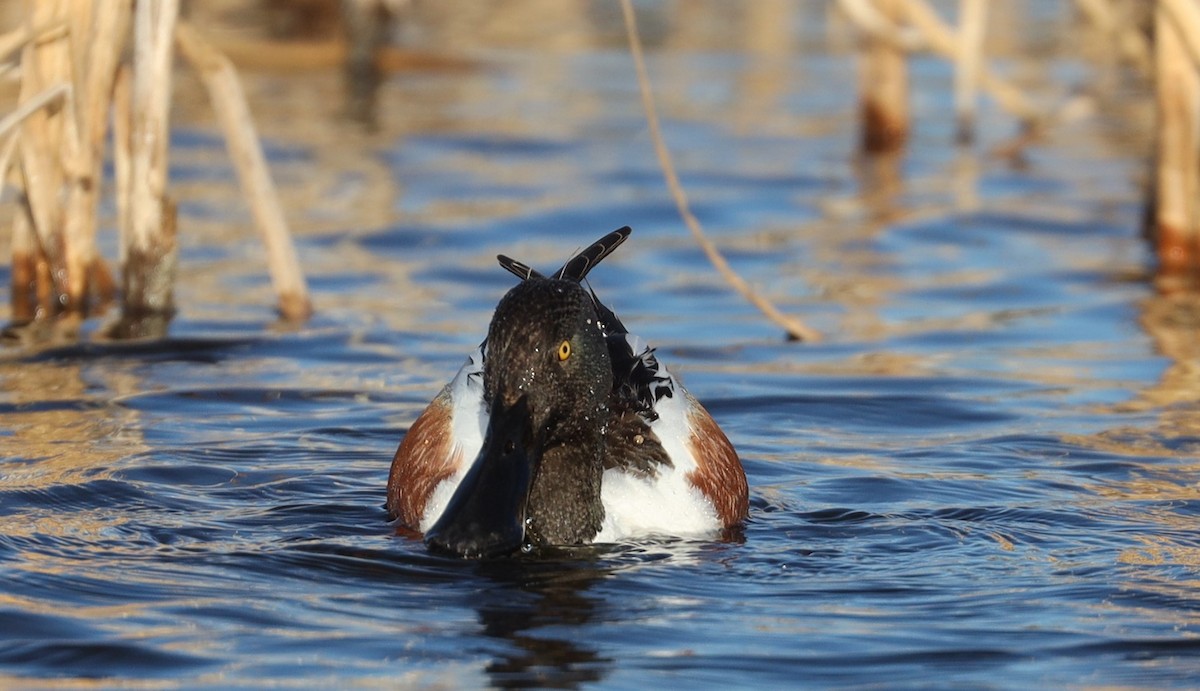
[497,255,545,281]
[495,226,632,284]
[554,226,632,281]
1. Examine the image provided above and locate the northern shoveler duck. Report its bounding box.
[386,227,748,558]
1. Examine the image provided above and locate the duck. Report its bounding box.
[386,227,748,558]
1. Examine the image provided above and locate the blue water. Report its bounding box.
[4,1,1200,687]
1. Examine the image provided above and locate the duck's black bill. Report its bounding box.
[424,395,536,559]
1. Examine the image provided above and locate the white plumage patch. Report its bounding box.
[418,344,724,541]
[420,348,486,531]
[596,370,722,541]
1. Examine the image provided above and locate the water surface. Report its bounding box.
[3,2,1200,687]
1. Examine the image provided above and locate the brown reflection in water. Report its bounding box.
[0,358,143,479]
[809,148,912,343]
[0,355,145,539]
[1069,288,1200,574]
[854,149,905,223]
[1123,290,1200,433]
[735,0,796,135]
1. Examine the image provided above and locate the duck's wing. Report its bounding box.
[386,347,486,530]
[603,332,674,478]
[607,333,674,416]
[602,332,749,529]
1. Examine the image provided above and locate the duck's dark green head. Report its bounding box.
[425,278,613,558]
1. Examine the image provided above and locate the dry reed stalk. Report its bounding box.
[0,85,42,324]
[954,0,987,144]
[840,0,1042,132]
[0,84,70,323]
[16,0,64,297]
[9,202,38,323]
[1152,1,1200,272]
[2,1,122,322]
[0,16,64,62]
[0,24,57,161]
[858,0,910,153]
[175,22,312,321]
[112,63,131,270]
[1161,0,1200,69]
[65,0,90,88]
[16,0,74,313]
[0,81,69,142]
[837,0,923,51]
[122,0,180,323]
[61,0,128,312]
[1073,0,1151,74]
[342,0,392,126]
[0,129,20,186]
[618,0,820,343]
[3,0,312,338]
[900,0,1041,127]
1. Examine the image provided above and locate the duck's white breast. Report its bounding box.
[595,373,722,542]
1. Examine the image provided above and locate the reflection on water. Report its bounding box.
[473,555,615,687]
[4,0,1200,686]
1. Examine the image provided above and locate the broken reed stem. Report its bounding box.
[0,131,20,190]
[1161,0,1200,71]
[0,17,66,63]
[112,63,131,269]
[2,0,310,337]
[1073,0,1151,74]
[1152,0,1200,272]
[62,0,128,311]
[954,0,987,145]
[858,0,910,152]
[124,0,180,319]
[618,0,821,343]
[0,86,57,323]
[129,0,177,253]
[10,204,38,323]
[0,85,66,319]
[16,0,73,311]
[0,6,120,321]
[175,22,312,321]
[837,0,923,51]
[0,81,69,143]
[900,0,1041,127]
[838,0,1042,128]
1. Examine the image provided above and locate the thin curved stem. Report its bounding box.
[618,0,821,343]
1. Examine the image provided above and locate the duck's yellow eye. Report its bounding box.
[557,340,572,361]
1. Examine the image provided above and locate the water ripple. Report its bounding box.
[0,2,1193,686]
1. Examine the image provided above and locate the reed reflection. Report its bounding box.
[1132,289,1200,436]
